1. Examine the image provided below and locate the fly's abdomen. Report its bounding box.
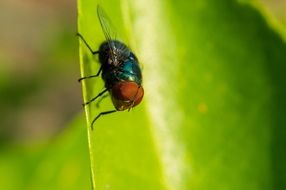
[102,59,142,89]
[119,59,142,83]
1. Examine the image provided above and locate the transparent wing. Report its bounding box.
[97,5,130,63]
[97,5,120,63]
[97,5,117,43]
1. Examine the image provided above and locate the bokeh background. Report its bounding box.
[0,0,90,189]
[0,0,285,189]
[0,0,80,144]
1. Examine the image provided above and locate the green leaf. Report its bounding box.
[78,0,286,189]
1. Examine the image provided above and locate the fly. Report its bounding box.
[77,5,144,129]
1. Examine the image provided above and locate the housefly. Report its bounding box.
[77,5,144,129]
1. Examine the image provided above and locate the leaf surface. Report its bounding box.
[78,0,286,189]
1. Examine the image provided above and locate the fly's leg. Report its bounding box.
[96,94,109,108]
[77,32,102,82]
[91,110,117,130]
[76,33,99,55]
[83,89,108,106]
[78,66,102,82]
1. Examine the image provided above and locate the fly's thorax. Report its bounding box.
[98,40,130,66]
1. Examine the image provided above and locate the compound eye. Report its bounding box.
[111,82,144,111]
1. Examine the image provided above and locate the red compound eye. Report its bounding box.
[111,82,144,111]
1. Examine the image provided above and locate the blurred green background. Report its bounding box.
[0,0,90,189]
[0,0,286,189]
